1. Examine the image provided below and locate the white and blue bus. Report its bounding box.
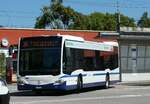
[17,35,120,91]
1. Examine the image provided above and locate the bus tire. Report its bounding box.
[105,73,110,89]
[77,74,83,92]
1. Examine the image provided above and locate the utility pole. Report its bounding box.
[51,0,63,4]
[116,0,120,33]
[116,0,121,82]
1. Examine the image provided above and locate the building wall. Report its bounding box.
[119,32,150,82]
[120,40,150,73]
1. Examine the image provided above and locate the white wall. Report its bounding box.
[122,73,150,82]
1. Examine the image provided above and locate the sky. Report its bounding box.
[0,0,149,28]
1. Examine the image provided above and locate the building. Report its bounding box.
[119,27,150,82]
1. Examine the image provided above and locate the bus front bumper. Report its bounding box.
[17,82,67,91]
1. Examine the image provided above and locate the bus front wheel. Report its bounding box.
[77,74,83,91]
[105,73,110,89]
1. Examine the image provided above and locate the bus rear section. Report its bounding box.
[61,40,119,90]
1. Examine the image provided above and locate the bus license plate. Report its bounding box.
[35,86,42,89]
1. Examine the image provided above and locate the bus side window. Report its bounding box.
[63,47,72,74]
[84,57,94,71]
[83,50,105,71]
[108,54,118,70]
[83,50,95,71]
[63,48,67,70]
[63,47,84,75]
[94,51,105,71]
[98,56,105,70]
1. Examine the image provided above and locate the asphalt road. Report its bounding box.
[8,83,150,104]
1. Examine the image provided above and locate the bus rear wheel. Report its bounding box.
[77,74,83,92]
[105,73,110,89]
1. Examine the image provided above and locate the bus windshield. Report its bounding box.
[19,36,62,76]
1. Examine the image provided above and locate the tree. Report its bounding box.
[117,14,136,29]
[88,12,105,30]
[70,14,89,30]
[86,12,135,31]
[35,1,136,31]
[138,12,150,28]
[35,2,81,29]
[103,13,116,31]
[35,6,53,28]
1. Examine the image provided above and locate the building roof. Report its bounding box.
[0,28,118,45]
[119,31,150,40]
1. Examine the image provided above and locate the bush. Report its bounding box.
[0,53,6,79]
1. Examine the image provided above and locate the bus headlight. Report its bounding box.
[17,78,28,85]
[18,79,24,85]
[0,80,7,87]
[54,80,65,85]
[0,79,9,95]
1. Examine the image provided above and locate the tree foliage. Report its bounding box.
[35,2,81,29]
[138,12,150,28]
[119,14,135,27]
[35,2,136,31]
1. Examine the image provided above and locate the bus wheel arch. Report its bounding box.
[77,74,83,91]
[105,72,110,89]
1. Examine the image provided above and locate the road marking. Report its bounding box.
[10,93,150,104]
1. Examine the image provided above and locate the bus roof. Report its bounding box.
[57,34,84,42]
[21,34,84,42]
[65,40,114,52]
[103,41,118,47]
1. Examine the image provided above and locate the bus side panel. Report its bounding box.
[62,72,106,90]
[82,72,106,88]
[63,69,120,90]
[60,70,120,90]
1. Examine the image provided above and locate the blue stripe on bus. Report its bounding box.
[60,74,87,78]
[18,79,120,91]
[93,72,119,76]
[61,72,119,78]
[93,73,106,76]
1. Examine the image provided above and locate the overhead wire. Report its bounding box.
[64,0,148,9]
[0,0,149,27]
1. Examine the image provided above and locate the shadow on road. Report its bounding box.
[10,86,115,97]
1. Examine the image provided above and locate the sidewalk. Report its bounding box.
[120,80,150,86]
